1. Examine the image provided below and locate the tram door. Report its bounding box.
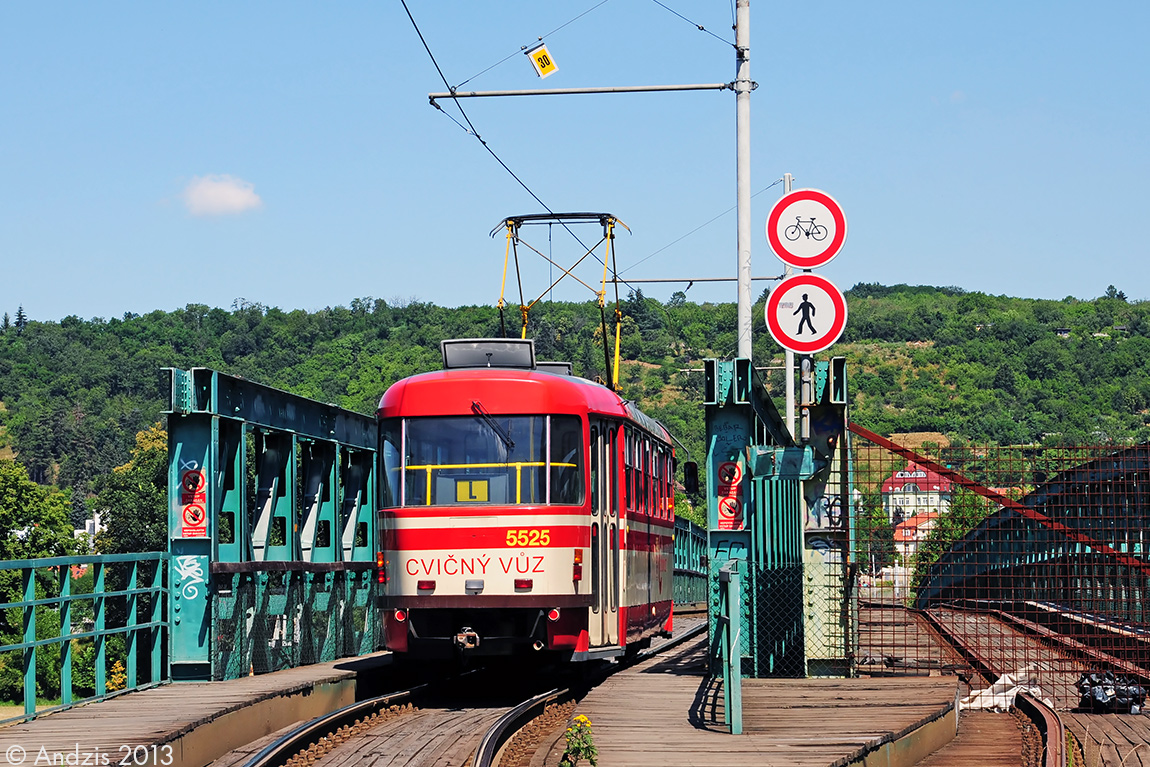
[588,421,619,647]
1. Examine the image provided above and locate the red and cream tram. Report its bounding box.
[376,339,677,659]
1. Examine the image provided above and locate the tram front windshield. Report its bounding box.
[380,415,583,507]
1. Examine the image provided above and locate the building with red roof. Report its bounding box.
[881,462,953,527]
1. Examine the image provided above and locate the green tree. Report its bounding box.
[855,491,896,574]
[0,460,77,563]
[911,489,996,595]
[92,424,168,555]
[0,460,78,703]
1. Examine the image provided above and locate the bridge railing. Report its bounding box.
[673,516,707,606]
[0,552,167,723]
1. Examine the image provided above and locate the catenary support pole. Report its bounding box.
[735,0,752,359]
[783,172,795,436]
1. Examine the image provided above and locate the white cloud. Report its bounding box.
[183,174,263,216]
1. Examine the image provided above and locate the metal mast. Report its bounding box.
[735,0,753,359]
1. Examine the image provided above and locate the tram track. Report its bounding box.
[236,621,706,767]
[860,601,1075,766]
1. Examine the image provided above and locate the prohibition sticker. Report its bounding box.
[183,504,205,527]
[181,470,206,494]
[717,497,743,531]
[766,273,848,354]
[717,461,742,486]
[766,188,847,269]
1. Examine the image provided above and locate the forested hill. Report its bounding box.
[1,284,1148,522]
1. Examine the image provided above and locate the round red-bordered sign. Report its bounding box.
[766,188,847,269]
[182,504,206,527]
[181,470,206,494]
[765,273,848,354]
[717,461,742,486]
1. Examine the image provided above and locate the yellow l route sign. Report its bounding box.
[526,43,558,78]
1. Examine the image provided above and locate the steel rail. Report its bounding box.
[1015,693,1066,767]
[475,621,707,767]
[867,602,1068,766]
[934,599,1150,683]
[240,684,426,767]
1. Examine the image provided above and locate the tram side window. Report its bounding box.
[608,426,617,516]
[550,415,584,505]
[624,430,634,512]
[591,524,600,609]
[380,419,402,508]
[590,425,599,515]
[639,439,649,517]
[655,449,663,519]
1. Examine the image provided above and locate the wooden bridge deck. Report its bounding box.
[1063,712,1150,767]
[566,636,961,767]
[0,653,389,767]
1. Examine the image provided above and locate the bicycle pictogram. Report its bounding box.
[784,216,828,242]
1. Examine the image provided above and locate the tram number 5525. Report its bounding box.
[506,529,550,547]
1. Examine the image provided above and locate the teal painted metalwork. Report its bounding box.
[718,559,743,734]
[703,357,852,684]
[0,553,167,724]
[672,516,707,605]
[164,368,380,681]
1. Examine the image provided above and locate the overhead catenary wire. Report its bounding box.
[649,0,734,46]
[403,1,736,317]
[454,0,613,90]
[619,177,786,275]
[401,1,554,220]
[401,1,616,281]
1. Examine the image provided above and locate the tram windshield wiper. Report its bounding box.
[471,401,515,450]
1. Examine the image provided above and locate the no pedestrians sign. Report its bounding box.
[765,273,848,354]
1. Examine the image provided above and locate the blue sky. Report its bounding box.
[3,2,1148,322]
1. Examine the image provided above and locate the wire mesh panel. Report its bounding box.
[210,564,378,680]
[212,573,254,681]
[846,429,1150,710]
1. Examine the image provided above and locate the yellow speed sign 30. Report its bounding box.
[526,43,558,78]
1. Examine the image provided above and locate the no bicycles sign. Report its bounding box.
[766,188,847,269]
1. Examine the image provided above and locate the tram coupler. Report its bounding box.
[454,627,480,651]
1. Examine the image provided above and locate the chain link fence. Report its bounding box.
[211,563,377,681]
[838,431,1150,709]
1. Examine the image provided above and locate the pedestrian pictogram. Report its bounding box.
[766,273,848,354]
[766,188,847,269]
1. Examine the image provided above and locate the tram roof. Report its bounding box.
[377,368,670,441]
